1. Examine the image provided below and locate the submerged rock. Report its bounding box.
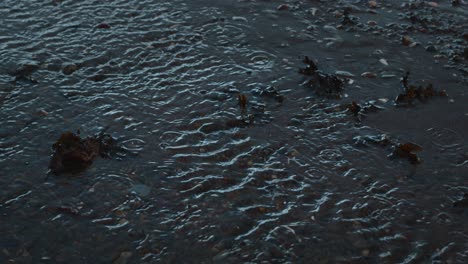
[49,131,117,175]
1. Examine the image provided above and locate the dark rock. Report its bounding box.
[62,64,79,75]
[425,45,437,52]
[277,4,289,11]
[97,23,111,29]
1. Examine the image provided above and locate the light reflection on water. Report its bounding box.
[1,0,467,263]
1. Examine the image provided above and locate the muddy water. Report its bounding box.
[1,0,467,263]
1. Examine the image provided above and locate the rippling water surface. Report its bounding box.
[1,0,467,263]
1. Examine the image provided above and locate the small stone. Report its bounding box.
[62,64,78,75]
[362,249,370,256]
[425,45,437,52]
[368,1,377,8]
[335,70,355,77]
[381,74,396,78]
[367,20,377,26]
[379,58,389,66]
[310,8,318,16]
[97,23,111,29]
[232,16,248,22]
[402,35,413,46]
[361,72,377,78]
[427,1,438,7]
[277,4,289,11]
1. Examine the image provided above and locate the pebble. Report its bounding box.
[309,8,318,16]
[335,70,355,77]
[232,16,248,22]
[96,23,111,29]
[402,35,413,46]
[277,4,289,11]
[323,25,337,33]
[379,58,389,66]
[425,45,437,52]
[361,72,377,78]
[381,74,396,78]
[368,1,377,8]
[62,64,78,75]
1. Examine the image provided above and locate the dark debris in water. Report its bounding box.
[238,93,248,118]
[391,142,423,164]
[345,101,384,121]
[49,131,118,175]
[299,56,345,98]
[62,63,81,75]
[10,64,39,84]
[453,193,468,208]
[395,71,447,106]
[355,134,423,165]
[252,86,284,103]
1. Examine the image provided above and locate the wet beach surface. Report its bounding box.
[1,0,467,263]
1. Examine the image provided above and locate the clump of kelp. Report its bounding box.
[299,56,345,98]
[345,100,384,121]
[49,130,117,175]
[395,71,447,106]
[354,134,423,165]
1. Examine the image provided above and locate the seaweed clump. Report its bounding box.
[299,56,345,98]
[354,135,423,165]
[395,71,447,106]
[49,131,116,175]
[345,100,383,121]
[391,142,423,164]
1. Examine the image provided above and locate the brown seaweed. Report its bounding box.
[299,56,344,98]
[49,131,117,175]
[392,143,423,164]
[395,71,447,106]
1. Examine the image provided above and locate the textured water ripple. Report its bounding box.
[1,0,467,263]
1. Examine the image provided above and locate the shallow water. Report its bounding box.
[1,0,467,263]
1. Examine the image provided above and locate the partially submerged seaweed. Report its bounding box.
[391,142,423,164]
[49,131,117,175]
[299,56,345,98]
[395,71,447,106]
[345,100,384,121]
[354,134,423,165]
